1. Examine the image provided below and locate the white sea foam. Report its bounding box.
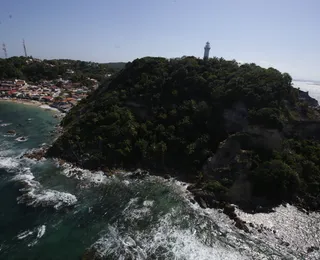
[87,191,251,260]
[122,198,153,222]
[0,123,12,127]
[26,225,47,247]
[15,136,28,142]
[89,210,249,260]
[17,224,46,243]
[143,200,154,207]
[61,163,109,185]
[0,157,19,170]
[17,188,77,210]
[236,204,320,257]
[11,168,34,181]
[37,225,46,239]
[17,230,34,240]
[12,168,77,210]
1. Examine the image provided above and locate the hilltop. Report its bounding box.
[0,56,125,84]
[48,56,320,214]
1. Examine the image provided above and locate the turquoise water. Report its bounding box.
[0,101,319,260]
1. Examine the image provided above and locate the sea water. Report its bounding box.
[0,95,320,259]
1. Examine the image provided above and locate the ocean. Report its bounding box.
[0,81,320,259]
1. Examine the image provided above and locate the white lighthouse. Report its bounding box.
[203,42,210,60]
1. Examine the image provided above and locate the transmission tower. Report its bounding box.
[2,43,7,58]
[23,39,28,57]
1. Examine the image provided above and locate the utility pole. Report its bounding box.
[2,43,7,58]
[23,39,28,57]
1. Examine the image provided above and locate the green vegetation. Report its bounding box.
[48,56,320,210]
[0,56,125,84]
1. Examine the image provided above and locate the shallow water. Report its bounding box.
[0,100,320,259]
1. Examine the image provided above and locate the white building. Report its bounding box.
[203,42,211,60]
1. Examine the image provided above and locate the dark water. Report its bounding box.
[0,101,319,260]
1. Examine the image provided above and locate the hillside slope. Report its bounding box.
[0,56,124,83]
[48,56,320,211]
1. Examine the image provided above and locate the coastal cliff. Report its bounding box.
[47,56,320,213]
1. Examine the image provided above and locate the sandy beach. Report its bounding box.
[0,98,42,107]
[0,98,63,116]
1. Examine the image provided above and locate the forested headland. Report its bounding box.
[47,56,320,213]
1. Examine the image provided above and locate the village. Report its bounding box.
[0,78,98,113]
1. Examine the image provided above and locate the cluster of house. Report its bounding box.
[0,79,97,113]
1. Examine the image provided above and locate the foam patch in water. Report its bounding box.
[15,136,28,142]
[0,123,12,127]
[61,163,109,186]
[87,211,248,260]
[17,230,34,240]
[17,187,77,210]
[236,204,320,257]
[12,168,77,210]
[0,157,19,170]
[37,225,46,239]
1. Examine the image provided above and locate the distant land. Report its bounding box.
[293,79,320,85]
[0,56,126,83]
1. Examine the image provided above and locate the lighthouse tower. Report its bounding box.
[203,42,210,60]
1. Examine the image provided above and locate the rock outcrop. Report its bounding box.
[7,130,16,134]
[24,147,48,161]
[298,90,319,107]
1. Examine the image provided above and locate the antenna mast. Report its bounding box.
[23,39,28,57]
[2,43,7,58]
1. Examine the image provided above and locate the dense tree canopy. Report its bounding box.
[0,56,125,84]
[49,57,296,168]
[48,56,320,210]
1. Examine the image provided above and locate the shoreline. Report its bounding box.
[0,98,64,116]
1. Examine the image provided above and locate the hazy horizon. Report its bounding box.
[1,0,319,81]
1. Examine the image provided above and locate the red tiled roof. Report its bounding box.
[8,90,17,95]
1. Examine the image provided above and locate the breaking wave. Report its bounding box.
[17,230,34,240]
[11,168,77,210]
[61,163,109,186]
[87,206,247,260]
[0,156,19,171]
[16,225,47,248]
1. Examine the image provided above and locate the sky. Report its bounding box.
[0,0,319,81]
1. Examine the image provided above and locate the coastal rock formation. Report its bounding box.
[7,130,16,134]
[24,147,47,161]
[298,90,319,107]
